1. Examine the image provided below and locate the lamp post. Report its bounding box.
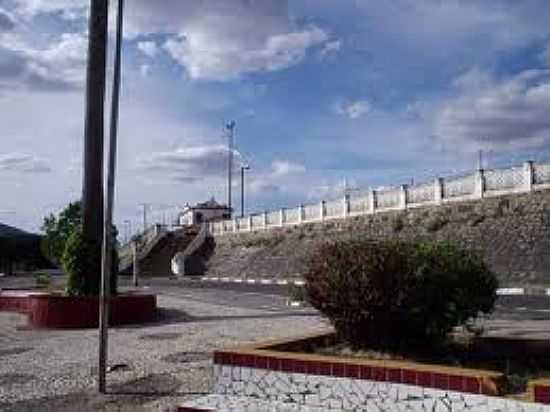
[241,165,250,218]
[98,0,124,394]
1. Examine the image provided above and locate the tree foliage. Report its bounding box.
[41,201,82,265]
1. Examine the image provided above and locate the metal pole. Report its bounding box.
[140,203,148,232]
[132,241,139,287]
[98,0,124,394]
[241,167,245,218]
[241,165,249,218]
[226,121,235,217]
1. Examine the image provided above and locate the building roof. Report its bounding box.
[0,223,36,239]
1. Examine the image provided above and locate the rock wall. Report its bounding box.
[206,190,550,286]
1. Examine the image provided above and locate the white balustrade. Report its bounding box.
[209,160,550,236]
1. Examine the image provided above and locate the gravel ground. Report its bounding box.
[0,287,327,412]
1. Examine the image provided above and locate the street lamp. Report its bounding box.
[241,165,250,217]
[98,0,124,394]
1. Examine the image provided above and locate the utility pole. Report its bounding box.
[98,0,124,394]
[241,165,250,217]
[139,203,148,232]
[478,149,483,170]
[82,0,108,282]
[226,121,235,218]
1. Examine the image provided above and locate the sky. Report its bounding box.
[1,0,550,236]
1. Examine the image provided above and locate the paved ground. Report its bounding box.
[0,276,327,411]
[1,275,550,411]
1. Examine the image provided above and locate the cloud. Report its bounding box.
[11,0,87,19]
[0,9,15,32]
[0,32,87,90]
[333,100,371,119]
[434,69,550,151]
[138,144,242,181]
[0,152,51,173]
[164,25,328,81]
[319,40,341,58]
[271,160,306,177]
[249,179,281,195]
[137,40,159,58]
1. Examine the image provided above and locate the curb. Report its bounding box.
[198,278,548,296]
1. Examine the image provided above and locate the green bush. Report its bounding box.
[62,229,118,296]
[33,271,51,289]
[304,240,498,350]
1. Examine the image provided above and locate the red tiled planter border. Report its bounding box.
[531,380,550,404]
[214,332,507,398]
[0,290,157,328]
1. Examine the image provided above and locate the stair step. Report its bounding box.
[178,394,333,412]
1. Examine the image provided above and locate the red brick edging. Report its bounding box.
[214,332,507,398]
[0,290,157,328]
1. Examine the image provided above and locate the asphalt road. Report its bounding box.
[3,274,550,321]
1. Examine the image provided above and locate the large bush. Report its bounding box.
[62,229,118,296]
[304,240,498,350]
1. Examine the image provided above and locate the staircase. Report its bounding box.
[171,222,215,276]
[118,225,201,277]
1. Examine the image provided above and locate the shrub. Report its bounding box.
[33,271,51,289]
[304,240,498,350]
[62,229,118,296]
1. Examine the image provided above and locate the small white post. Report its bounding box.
[524,161,534,191]
[233,218,238,233]
[280,208,285,227]
[298,205,304,224]
[368,190,376,214]
[400,185,408,210]
[343,195,350,218]
[475,169,485,199]
[263,211,268,229]
[434,177,443,204]
[247,215,253,232]
[320,200,326,221]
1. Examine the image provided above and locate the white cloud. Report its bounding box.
[319,39,341,58]
[11,0,87,19]
[139,64,150,78]
[0,31,87,89]
[138,144,242,181]
[137,40,159,58]
[434,69,550,151]
[333,100,371,119]
[0,152,51,173]
[165,25,328,81]
[271,160,306,177]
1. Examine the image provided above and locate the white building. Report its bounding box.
[178,198,231,226]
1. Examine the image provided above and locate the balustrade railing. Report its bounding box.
[209,160,549,235]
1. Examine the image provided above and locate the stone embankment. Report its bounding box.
[206,190,550,287]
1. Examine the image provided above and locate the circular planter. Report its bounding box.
[0,290,157,328]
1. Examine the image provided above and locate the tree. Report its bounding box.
[41,201,82,265]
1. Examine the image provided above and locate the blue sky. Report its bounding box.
[1,0,550,234]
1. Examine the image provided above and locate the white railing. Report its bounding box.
[443,174,476,198]
[376,187,401,210]
[408,182,435,205]
[484,166,525,192]
[303,204,320,221]
[210,160,550,236]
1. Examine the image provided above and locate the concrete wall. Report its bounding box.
[205,189,550,286]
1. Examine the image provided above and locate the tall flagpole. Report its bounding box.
[98,0,124,394]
